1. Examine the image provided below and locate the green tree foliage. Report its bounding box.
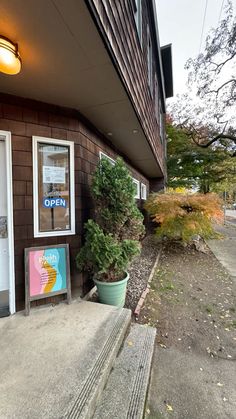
[76,158,145,282]
[167,122,236,193]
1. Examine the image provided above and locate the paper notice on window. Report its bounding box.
[43,166,65,184]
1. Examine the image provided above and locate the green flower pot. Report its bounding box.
[94,272,129,308]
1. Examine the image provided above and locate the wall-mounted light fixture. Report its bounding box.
[0,36,21,75]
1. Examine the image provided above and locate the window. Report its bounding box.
[141,183,147,200]
[147,27,153,96]
[99,151,115,166]
[147,26,153,96]
[134,0,142,46]
[132,178,140,199]
[33,137,75,237]
[154,75,159,121]
[159,101,164,144]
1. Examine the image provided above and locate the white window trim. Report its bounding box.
[132,178,140,199]
[33,136,75,238]
[99,151,116,166]
[0,130,15,314]
[141,183,147,200]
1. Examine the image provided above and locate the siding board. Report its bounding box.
[0,94,149,311]
[87,0,165,173]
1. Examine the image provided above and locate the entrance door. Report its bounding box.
[0,134,14,317]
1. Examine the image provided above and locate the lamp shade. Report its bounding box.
[0,36,21,75]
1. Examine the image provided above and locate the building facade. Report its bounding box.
[0,0,173,315]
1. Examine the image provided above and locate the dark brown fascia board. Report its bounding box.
[161,44,174,98]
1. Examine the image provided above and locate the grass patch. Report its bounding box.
[160,281,175,292]
[205,305,213,314]
[151,268,175,293]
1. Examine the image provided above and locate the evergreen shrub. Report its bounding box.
[76,158,145,282]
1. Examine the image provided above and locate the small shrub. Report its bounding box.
[145,192,223,243]
[76,220,140,282]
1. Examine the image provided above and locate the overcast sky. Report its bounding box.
[156,0,236,97]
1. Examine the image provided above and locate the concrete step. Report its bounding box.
[0,300,131,419]
[65,305,131,419]
[92,323,156,419]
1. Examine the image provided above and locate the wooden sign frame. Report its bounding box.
[24,244,71,315]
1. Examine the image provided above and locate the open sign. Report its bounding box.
[43,197,67,208]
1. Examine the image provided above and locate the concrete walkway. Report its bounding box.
[207,224,236,280]
[225,210,236,226]
[145,230,236,419]
[226,210,236,218]
[0,300,131,418]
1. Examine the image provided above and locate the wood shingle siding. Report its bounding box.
[0,94,149,310]
[87,0,165,174]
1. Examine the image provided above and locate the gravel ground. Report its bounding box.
[124,235,161,311]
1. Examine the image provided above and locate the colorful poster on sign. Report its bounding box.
[29,247,67,296]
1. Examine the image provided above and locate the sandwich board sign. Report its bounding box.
[24,244,71,315]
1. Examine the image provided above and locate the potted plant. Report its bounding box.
[76,157,145,307]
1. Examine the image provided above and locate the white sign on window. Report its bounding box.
[43,166,65,184]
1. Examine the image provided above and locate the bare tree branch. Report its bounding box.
[190,133,236,157]
[208,79,236,97]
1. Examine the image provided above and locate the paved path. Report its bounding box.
[226,210,236,219]
[207,224,236,280]
[225,210,236,226]
[144,231,236,419]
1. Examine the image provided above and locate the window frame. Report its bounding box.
[154,74,159,121]
[33,136,75,238]
[132,177,140,199]
[159,100,164,144]
[99,151,116,166]
[147,25,153,97]
[141,183,147,200]
[134,0,142,48]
